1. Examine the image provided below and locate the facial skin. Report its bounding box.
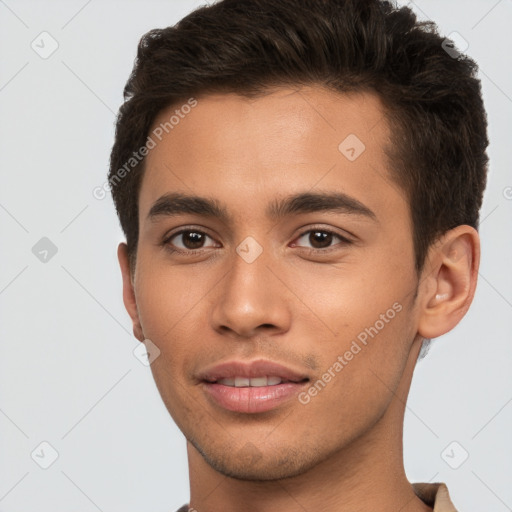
[118,86,479,511]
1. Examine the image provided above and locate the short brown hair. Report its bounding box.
[109,0,489,273]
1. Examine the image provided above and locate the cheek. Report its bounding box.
[134,258,212,340]
[290,258,415,400]
[286,251,411,333]
[133,259,221,383]
[296,307,413,437]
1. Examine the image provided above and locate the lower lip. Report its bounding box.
[201,381,308,413]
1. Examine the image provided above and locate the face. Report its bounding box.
[125,86,424,480]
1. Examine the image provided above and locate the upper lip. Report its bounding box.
[198,359,310,383]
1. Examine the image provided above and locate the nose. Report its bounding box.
[210,248,292,339]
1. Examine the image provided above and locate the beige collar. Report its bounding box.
[412,482,458,511]
[177,482,458,512]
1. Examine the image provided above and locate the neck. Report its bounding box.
[186,336,432,512]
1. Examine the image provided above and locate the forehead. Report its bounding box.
[139,86,402,224]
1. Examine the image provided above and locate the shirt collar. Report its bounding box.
[412,482,458,511]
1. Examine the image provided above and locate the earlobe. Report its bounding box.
[417,226,480,339]
[117,242,145,342]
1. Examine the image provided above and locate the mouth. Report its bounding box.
[203,375,309,387]
[198,359,311,413]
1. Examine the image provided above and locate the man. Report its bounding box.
[109,0,488,510]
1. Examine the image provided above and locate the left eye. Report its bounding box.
[166,230,218,250]
[292,229,350,250]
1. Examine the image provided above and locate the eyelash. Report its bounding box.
[161,226,353,256]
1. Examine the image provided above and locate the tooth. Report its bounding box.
[216,376,285,387]
[234,377,250,387]
[249,376,267,387]
[218,377,235,386]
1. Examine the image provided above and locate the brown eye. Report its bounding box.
[293,228,351,251]
[165,230,218,252]
[179,231,206,249]
[308,231,334,249]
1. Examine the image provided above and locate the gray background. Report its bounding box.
[0,0,511,510]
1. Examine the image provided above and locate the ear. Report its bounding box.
[417,225,480,339]
[117,242,145,342]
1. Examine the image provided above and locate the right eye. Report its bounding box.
[162,229,221,254]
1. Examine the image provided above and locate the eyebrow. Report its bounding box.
[146,191,377,224]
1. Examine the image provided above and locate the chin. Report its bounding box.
[191,437,321,481]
